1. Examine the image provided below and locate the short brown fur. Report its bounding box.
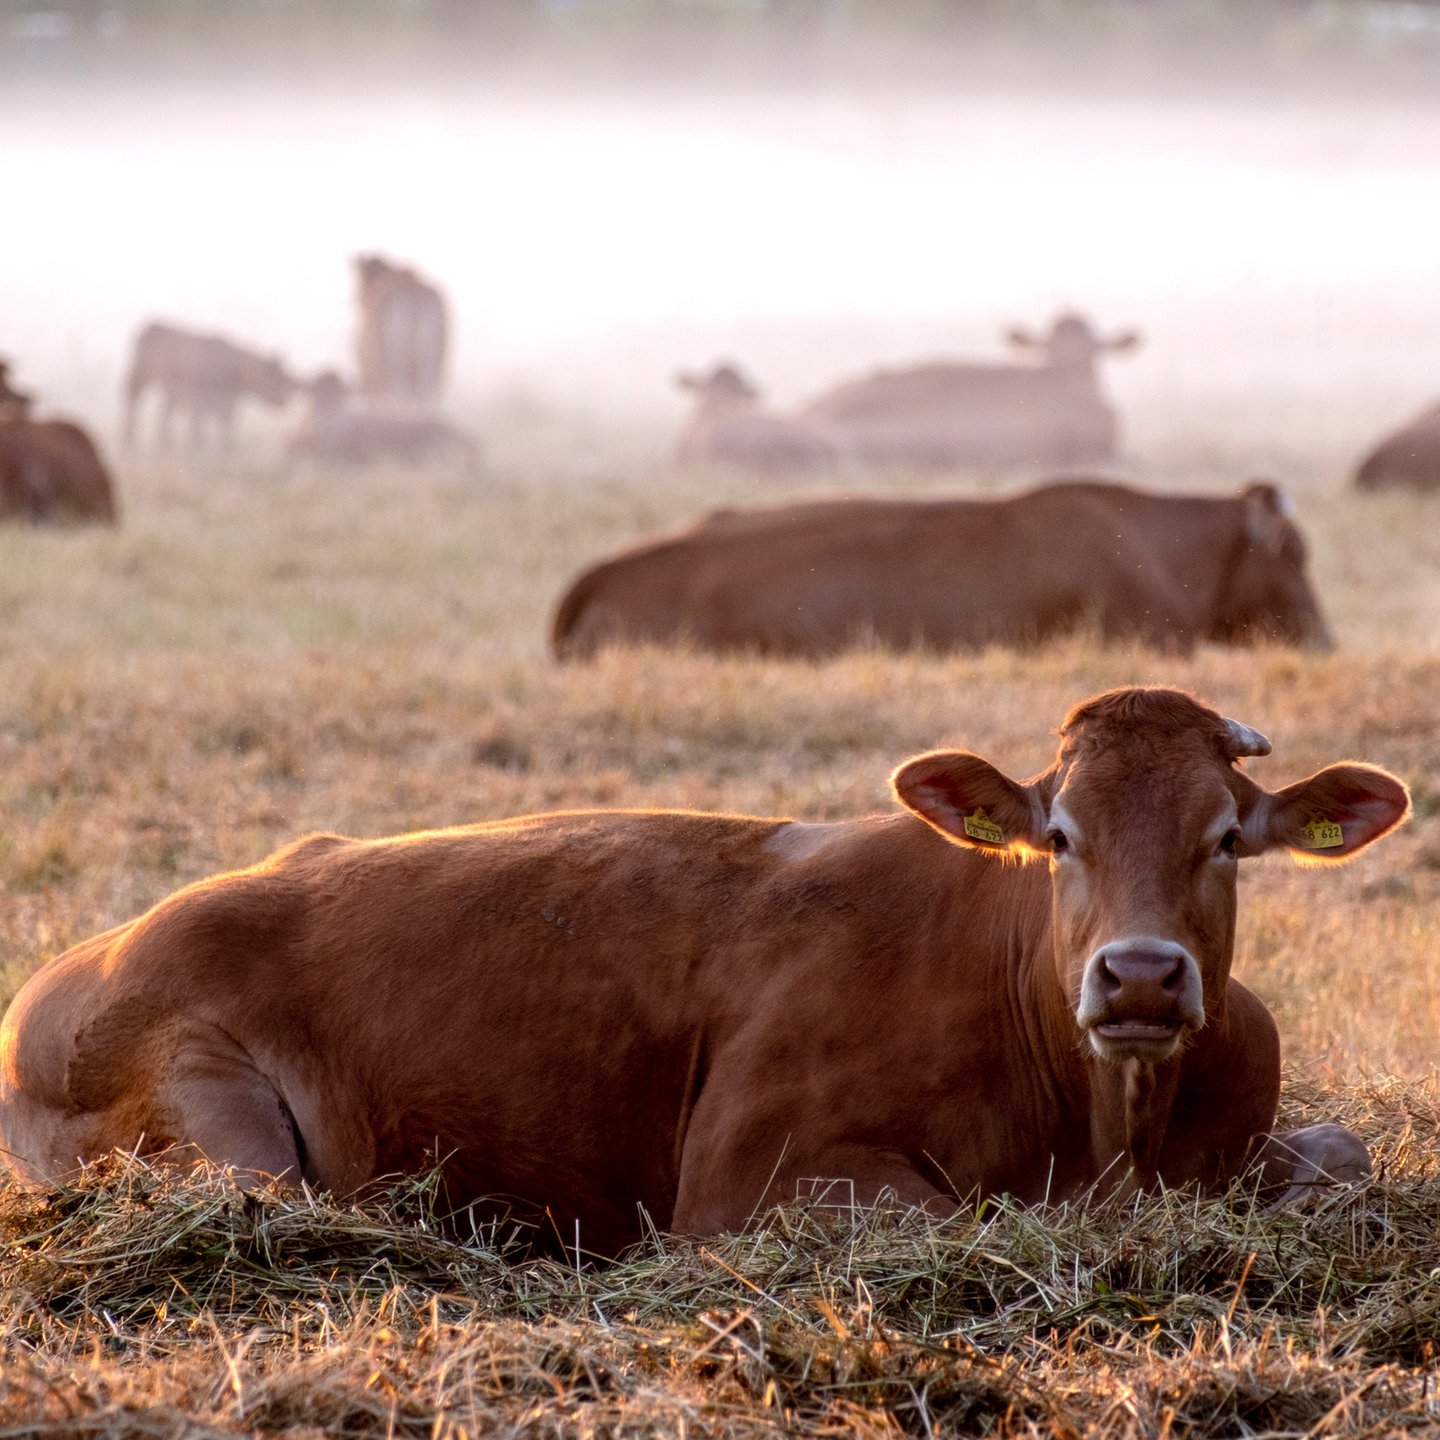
[0,688,1406,1251]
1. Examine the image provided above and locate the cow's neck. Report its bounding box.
[1021,921,1184,1194]
[1086,1055,1183,1193]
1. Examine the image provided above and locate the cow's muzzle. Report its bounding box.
[1075,938,1204,1063]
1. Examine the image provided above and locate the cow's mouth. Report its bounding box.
[1089,1017,1185,1060]
[1094,1019,1182,1041]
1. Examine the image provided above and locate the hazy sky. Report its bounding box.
[6,45,1440,434]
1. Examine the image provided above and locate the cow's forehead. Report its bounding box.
[1047,689,1249,827]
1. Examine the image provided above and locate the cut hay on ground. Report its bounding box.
[1,1071,1438,1437]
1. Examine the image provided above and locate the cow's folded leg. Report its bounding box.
[1249,1122,1370,1208]
[674,1138,957,1235]
[156,1035,303,1187]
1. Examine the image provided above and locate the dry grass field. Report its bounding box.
[0,405,1438,1435]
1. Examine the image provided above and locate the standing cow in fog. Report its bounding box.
[552,480,1331,660]
[0,687,1404,1250]
[123,322,297,453]
[675,361,844,473]
[354,254,449,409]
[1354,399,1440,492]
[800,312,1140,469]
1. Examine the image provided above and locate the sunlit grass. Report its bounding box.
[0,412,1437,1436]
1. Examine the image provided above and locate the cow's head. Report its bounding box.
[354,252,398,292]
[892,687,1407,1066]
[1210,482,1333,651]
[1007,312,1142,370]
[675,362,763,411]
[244,353,298,408]
[304,369,349,414]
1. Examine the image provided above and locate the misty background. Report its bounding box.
[4,0,1440,464]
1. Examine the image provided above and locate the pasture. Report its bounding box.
[0,393,1438,1434]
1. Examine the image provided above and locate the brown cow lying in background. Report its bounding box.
[552,480,1331,660]
[0,418,118,525]
[675,361,844,473]
[1354,399,1440,491]
[800,312,1140,469]
[0,361,117,524]
[0,688,1405,1252]
[288,371,480,471]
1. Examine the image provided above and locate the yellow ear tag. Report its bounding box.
[962,807,1006,846]
[1301,818,1344,850]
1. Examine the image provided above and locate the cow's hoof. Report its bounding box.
[1256,1122,1371,1210]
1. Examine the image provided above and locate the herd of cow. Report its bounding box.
[3,296,1438,667]
[0,254,478,526]
[0,286,1425,1253]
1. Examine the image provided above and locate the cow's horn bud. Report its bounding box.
[1222,718,1272,759]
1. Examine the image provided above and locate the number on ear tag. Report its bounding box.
[963,807,1006,846]
[1301,818,1344,850]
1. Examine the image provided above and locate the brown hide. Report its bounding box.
[551,481,1331,661]
[0,689,1408,1252]
[800,313,1138,468]
[1354,401,1440,491]
[123,321,296,452]
[0,417,118,525]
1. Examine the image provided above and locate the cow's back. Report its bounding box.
[1355,404,1440,491]
[0,814,794,1247]
[554,489,1155,657]
[2,805,1083,1248]
[0,419,117,525]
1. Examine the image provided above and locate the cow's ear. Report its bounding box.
[892,751,1047,859]
[1103,329,1143,353]
[1248,763,1410,865]
[1005,326,1041,350]
[1241,481,1297,555]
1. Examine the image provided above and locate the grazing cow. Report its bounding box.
[1354,400,1440,492]
[123,322,297,452]
[0,417,118,525]
[551,480,1331,661]
[288,371,480,471]
[801,312,1140,469]
[0,689,1404,1250]
[354,254,449,408]
[675,361,844,472]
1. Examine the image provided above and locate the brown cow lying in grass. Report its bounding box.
[552,480,1331,661]
[0,688,1405,1253]
[800,311,1140,469]
[0,418,118,525]
[0,359,117,524]
[675,361,844,473]
[288,371,480,471]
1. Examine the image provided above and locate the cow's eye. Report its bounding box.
[1218,828,1241,857]
[1048,829,1069,854]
